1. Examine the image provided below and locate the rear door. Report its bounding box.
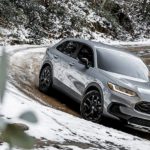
[52,40,81,100]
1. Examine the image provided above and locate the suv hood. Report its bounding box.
[104,70,150,100]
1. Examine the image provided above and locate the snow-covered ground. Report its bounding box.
[1,44,150,149]
[1,82,150,150]
[1,0,150,45]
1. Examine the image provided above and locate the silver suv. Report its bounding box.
[39,38,150,127]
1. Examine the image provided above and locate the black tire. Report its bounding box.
[80,90,103,123]
[39,65,52,93]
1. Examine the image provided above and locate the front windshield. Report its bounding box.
[97,48,149,81]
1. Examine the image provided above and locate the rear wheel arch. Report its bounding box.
[40,62,53,77]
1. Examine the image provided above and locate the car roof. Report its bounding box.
[63,38,139,59]
[64,38,125,51]
[64,38,105,47]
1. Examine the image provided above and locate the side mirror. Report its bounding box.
[80,58,89,69]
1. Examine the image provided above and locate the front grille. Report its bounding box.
[129,117,150,127]
[135,102,150,114]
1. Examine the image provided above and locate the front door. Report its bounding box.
[66,43,96,98]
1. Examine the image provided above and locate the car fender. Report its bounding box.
[84,82,104,98]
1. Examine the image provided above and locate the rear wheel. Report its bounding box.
[80,90,103,123]
[39,65,52,93]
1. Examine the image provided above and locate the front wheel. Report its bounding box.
[39,65,52,93]
[80,90,103,123]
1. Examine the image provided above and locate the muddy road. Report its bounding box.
[8,44,150,141]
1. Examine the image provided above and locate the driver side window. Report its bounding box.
[77,45,94,67]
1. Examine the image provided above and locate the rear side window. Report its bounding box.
[56,41,78,57]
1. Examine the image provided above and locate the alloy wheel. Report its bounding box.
[81,90,103,123]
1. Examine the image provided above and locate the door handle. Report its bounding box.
[54,55,58,59]
[69,62,74,67]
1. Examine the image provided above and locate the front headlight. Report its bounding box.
[107,82,137,97]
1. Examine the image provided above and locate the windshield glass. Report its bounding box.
[97,48,149,81]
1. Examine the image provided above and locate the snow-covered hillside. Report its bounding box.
[1,82,150,150]
[0,0,149,45]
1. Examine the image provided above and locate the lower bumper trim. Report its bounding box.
[128,117,150,128]
[109,102,150,128]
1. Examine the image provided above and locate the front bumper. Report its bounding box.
[105,91,150,128]
[108,102,150,128]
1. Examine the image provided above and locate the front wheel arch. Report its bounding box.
[84,83,104,97]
